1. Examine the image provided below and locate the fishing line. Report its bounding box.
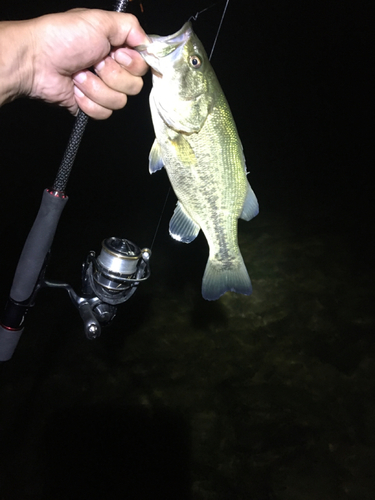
[150,185,171,250]
[189,3,216,22]
[149,0,230,250]
[209,0,230,60]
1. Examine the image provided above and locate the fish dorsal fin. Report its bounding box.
[169,201,200,243]
[149,140,164,174]
[240,182,259,221]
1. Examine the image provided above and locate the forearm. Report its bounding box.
[0,20,34,106]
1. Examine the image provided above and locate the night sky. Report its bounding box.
[0,1,373,498]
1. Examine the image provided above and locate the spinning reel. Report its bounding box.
[45,237,151,339]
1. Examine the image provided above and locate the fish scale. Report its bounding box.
[137,22,259,300]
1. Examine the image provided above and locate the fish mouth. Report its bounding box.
[135,22,192,74]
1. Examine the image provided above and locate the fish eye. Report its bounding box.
[190,55,202,68]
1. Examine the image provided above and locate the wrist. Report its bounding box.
[0,20,35,106]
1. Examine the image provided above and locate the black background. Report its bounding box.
[0,0,372,278]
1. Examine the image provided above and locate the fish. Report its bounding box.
[136,22,259,300]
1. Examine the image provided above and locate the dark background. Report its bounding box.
[0,0,372,276]
[0,1,373,499]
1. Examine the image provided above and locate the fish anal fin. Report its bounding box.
[169,202,200,243]
[149,140,164,174]
[240,182,259,221]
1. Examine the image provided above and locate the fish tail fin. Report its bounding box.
[202,256,252,301]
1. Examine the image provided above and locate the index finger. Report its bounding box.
[91,11,149,49]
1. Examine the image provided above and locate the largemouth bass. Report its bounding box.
[137,22,259,300]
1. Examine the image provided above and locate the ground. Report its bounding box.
[1,205,374,499]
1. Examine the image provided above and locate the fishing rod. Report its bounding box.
[0,0,151,362]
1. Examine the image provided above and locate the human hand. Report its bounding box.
[0,9,149,119]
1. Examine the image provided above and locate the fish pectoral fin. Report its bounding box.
[169,133,198,167]
[169,202,200,243]
[149,140,164,174]
[240,182,259,221]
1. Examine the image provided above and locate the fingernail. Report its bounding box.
[73,71,87,84]
[94,60,105,72]
[115,51,132,67]
[74,85,84,98]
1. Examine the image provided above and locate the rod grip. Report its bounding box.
[10,189,68,303]
[0,325,23,362]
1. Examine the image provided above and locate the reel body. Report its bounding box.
[46,237,151,339]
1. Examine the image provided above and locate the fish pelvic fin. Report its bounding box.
[240,182,259,221]
[169,201,200,243]
[149,140,164,174]
[202,256,252,301]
